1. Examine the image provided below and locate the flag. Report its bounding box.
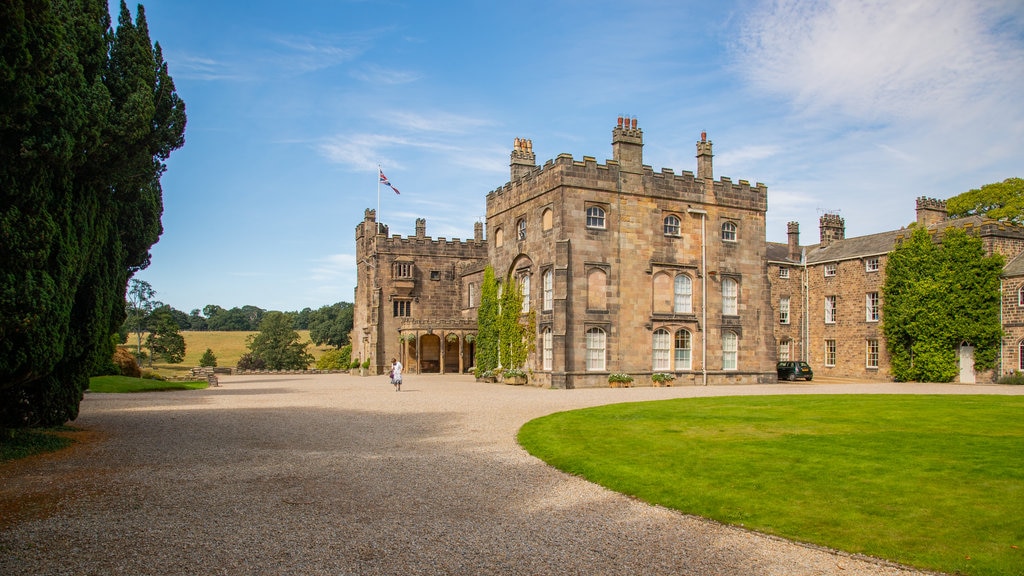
[379,169,401,195]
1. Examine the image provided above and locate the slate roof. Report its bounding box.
[1003,251,1024,278]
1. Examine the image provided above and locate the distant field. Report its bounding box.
[128,330,333,377]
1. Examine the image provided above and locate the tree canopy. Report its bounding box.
[245,312,313,370]
[882,227,1003,382]
[945,178,1024,224]
[308,302,353,348]
[0,1,186,427]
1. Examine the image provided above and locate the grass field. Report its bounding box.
[518,395,1024,576]
[89,375,209,393]
[128,330,333,377]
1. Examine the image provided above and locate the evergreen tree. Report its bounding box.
[199,348,217,368]
[146,307,186,364]
[246,312,313,370]
[475,266,499,375]
[0,0,185,427]
[883,227,1003,382]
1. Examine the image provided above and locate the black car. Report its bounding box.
[777,361,813,381]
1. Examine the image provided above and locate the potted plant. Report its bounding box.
[651,372,675,387]
[503,367,527,385]
[476,369,497,383]
[608,373,634,388]
[361,358,371,376]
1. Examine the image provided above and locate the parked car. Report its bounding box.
[777,361,813,381]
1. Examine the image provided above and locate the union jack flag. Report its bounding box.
[379,169,400,195]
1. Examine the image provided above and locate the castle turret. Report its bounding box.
[415,218,426,238]
[916,197,948,226]
[819,213,845,246]
[510,137,536,181]
[696,130,713,180]
[474,221,483,242]
[612,116,643,173]
[787,221,801,261]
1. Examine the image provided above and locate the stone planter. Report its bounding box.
[504,376,527,386]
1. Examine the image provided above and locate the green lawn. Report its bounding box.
[89,375,209,393]
[518,395,1024,576]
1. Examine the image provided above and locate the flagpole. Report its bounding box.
[377,164,381,233]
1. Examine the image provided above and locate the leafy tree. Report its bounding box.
[292,307,312,330]
[245,312,313,370]
[883,227,1003,382]
[308,302,353,348]
[145,307,186,364]
[199,348,217,367]
[475,266,499,376]
[946,178,1024,223]
[188,309,208,331]
[125,279,157,364]
[0,1,185,427]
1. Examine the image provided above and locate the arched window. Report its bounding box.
[542,269,553,311]
[588,268,607,310]
[495,227,504,247]
[652,329,671,371]
[663,215,680,236]
[1019,339,1024,371]
[586,206,606,229]
[721,221,737,241]
[586,327,606,371]
[1018,286,1024,307]
[674,275,692,313]
[653,272,672,313]
[722,277,738,315]
[542,327,553,371]
[542,208,553,231]
[517,218,526,241]
[675,329,692,370]
[723,331,738,370]
[520,274,530,313]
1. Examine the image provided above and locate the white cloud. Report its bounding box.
[351,65,422,85]
[735,0,1024,123]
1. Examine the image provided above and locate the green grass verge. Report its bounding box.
[0,427,76,462]
[89,375,209,393]
[518,395,1024,576]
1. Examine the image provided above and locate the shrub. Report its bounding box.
[652,372,675,384]
[316,348,351,371]
[997,371,1024,385]
[503,368,527,378]
[140,370,165,381]
[608,373,634,384]
[236,353,266,370]
[350,359,361,369]
[361,358,371,369]
[113,346,141,378]
[199,348,217,367]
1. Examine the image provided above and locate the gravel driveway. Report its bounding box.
[3,374,1018,575]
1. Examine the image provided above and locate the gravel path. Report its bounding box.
[3,375,1019,575]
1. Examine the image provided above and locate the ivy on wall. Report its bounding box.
[882,227,1003,382]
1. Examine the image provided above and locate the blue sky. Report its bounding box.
[127,0,1024,313]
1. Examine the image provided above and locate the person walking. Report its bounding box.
[390,358,403,391]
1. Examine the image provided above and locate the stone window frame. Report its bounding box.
[865,257,880,272]
[673,274,693,314]
[430,270,441,281]
[394,261,413,278]
[495,227,504,248]
[778,339,791,362]
[585,326,607,371]
[825,295,838,324]
[663,214,681,236]
[825,339,837,367]
[824,263,837,277]
[541,206,554,232]
[722,330,738,370]
[652,328,671,371]
[675,329,693,371]
[542,268,553,311]
[541,326,553,371]
[393,299,412,317]
[722,277,739,316]
[779,296,790,324]
[516,217,527,241]
[585,204,607,230]
[866,338,880,369]
[721,221,737,242]
[779,267,790,279]
[866,292,880,322]
[467,282,477,309]
[1018,286,1024,307]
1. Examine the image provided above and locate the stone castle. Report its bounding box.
[351,117,1024,386]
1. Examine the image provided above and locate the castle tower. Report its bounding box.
[510,137,536,181]
[696,130,713,180]
[611,116,643,173]
[787,221,801,261]
[819,213,845,246]
[916,197,948,226]
[415,218,426,238]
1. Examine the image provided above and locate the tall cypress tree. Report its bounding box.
[0,0,185,427]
